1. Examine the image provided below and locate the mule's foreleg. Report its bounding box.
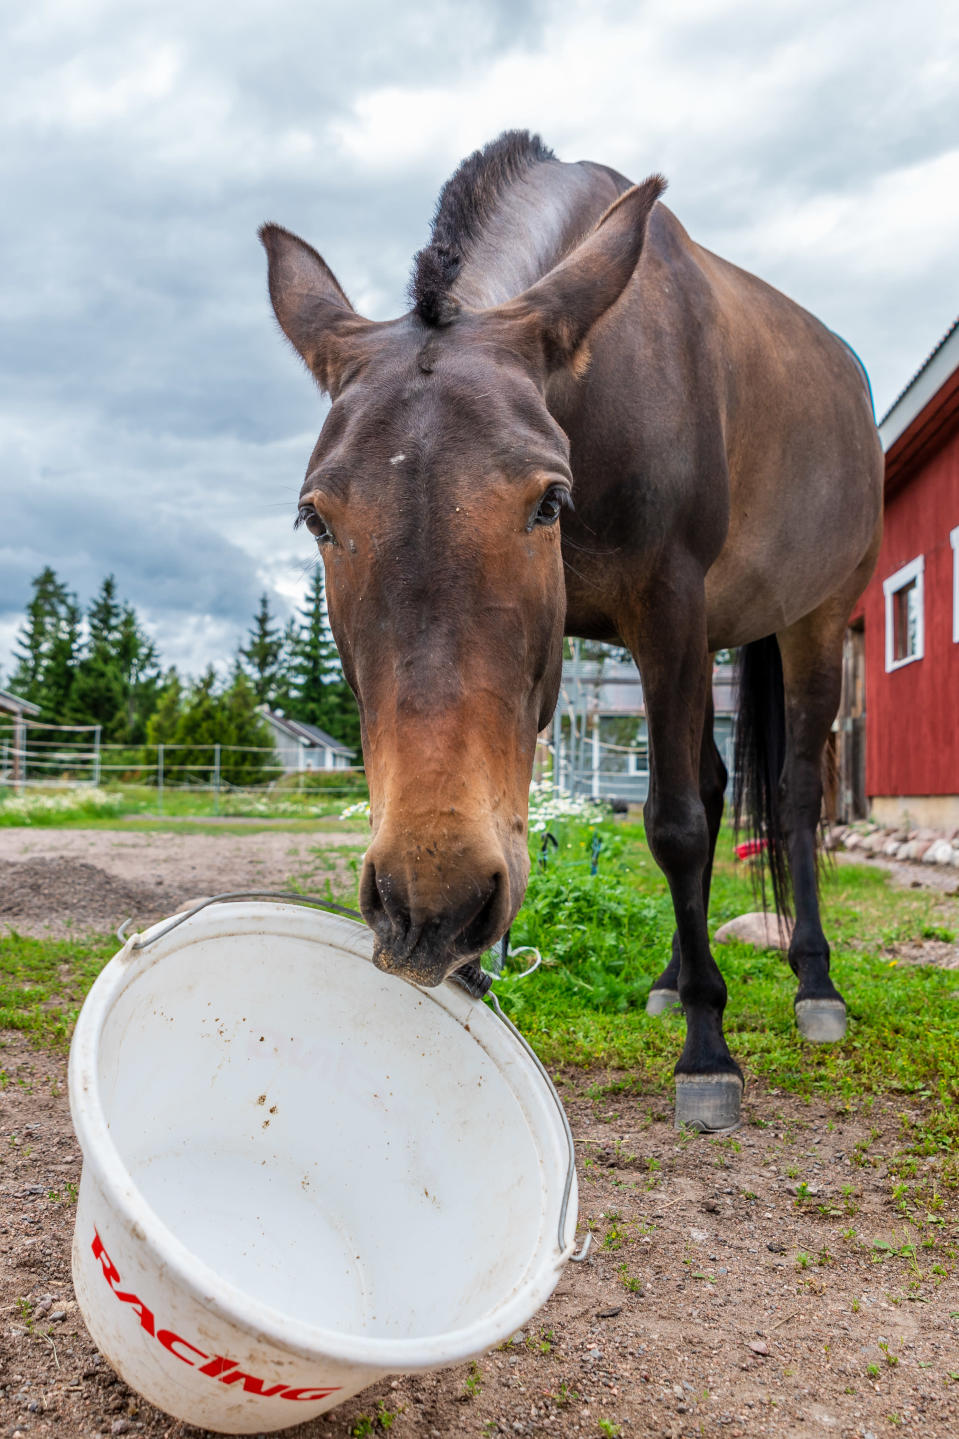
[647,690,727,1017]
[633,603,742,1131]
[777,617,847,1041]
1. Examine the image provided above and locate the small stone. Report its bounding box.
[597,1306,622,1318]
[702,1199,721,1213]
[510,1330,526,1344]
[49,1310,66,1322]
[714,911,792,949]
[786,1180,820,1196]
[767,1242,786,1254]
[748,1339,770,1356]
[110,1424,133,1436]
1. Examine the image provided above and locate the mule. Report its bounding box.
[261,131,883,1130]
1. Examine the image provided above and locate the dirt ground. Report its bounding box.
[1,830,958,1439]
[0,829,367,938]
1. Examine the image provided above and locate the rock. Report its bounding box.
[882,839,902,856]
[922,840,953,865]
[950,849,959,868]
[748,1339,770,1356]
[843,832,861,849]
[714,912,792,950]
[111,1423,133,1436]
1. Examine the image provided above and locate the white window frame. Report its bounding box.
[951,525,959,644]
[883,554,925,672]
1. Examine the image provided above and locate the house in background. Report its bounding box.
[845,318,959,828]
[552,649,738,804]
[257,707,357,774]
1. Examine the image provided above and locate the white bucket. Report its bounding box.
[69,899,579,1434]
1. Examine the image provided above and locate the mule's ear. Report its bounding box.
[259,223,363,394]
[504,175,666,373]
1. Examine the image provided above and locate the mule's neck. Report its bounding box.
[452,159,629,311]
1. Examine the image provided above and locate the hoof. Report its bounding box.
[674,1074,743,1133]
[646,987,682,1017]
[795,997,847,1043]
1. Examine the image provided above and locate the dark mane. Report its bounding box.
[410,130,555,326]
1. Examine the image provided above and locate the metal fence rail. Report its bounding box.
[0,720,364,809]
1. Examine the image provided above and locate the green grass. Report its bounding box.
[0,779,369,828]
[2,814,957,1180]
[0,932,116,1047]
[493,821,959,1173]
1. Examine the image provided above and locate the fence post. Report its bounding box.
[213,743,221,814]
[93,725,102,787]
[157,745,164,814]
[12,716,24,791]
[591,713,600,801]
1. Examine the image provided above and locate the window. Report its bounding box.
[951,526,959,644]
[883,555,924,672]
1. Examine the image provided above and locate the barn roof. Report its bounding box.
[879,318,959,494]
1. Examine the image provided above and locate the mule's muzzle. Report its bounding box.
[360,855,510,988]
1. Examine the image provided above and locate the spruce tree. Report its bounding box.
[145,670,183,746]
[271,616,301,715]
[239,593,283,705]
[116,604,161,744]
[70,577,161,743]
[9,567,81,720]
[288,569,360,749]
[152,667,271,789]
[218,667,271,784]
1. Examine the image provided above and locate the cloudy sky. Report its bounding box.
[1,0,957,680]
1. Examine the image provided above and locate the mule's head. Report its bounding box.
[260,178,662,986]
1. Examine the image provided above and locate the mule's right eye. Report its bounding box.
[296,505,334,545]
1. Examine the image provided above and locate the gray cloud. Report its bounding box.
[1,0,957,680]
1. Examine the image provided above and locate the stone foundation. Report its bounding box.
[828,820,959,868]
[869,795,959,831]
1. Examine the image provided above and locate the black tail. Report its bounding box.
[733,636,790,919]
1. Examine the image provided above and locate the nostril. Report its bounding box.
[459,870,508,956]
[359,860,389,939]
[360,858,412,949]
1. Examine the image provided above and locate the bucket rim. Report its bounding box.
[69,899,574,1372]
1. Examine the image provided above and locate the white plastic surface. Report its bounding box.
[69,903,577,1433]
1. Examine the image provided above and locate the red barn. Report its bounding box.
[843,320,959,828]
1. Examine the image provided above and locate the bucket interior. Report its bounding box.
[94,922,549,1343]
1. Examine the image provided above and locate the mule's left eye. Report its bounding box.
[530,486,570,529]
[296,505,333,545]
